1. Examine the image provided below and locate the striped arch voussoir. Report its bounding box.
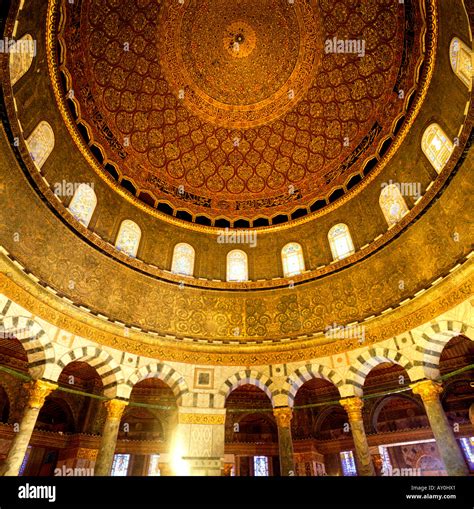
[346,347,414,395]
[284,364,344,407]
[0,315,55,378]
[54,346,123,396]
[219,370,275,406]
[125,363,189,403]
[415,320,473,379]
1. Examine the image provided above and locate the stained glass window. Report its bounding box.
[421,124,454,173]
[379,445,393,474]
[227,250,248,282]
[379,185,409,227]
[68,184,97,227]
[9,34,35,86]
[19,446,32,476]
[148,454,161,476]
[450,38,473,89]
[460,437,474,470]
[253,456,269,477]
[282,242,305,277]
[328,223,355,261]
[340,450,357,476]
[26,121,55,170]
[115,220,141,258]
[111,454,130,476]
[171,243,195,276]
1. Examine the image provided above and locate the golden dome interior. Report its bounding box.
[57,0,425,225]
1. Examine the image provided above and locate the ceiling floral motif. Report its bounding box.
[54,0,428,223]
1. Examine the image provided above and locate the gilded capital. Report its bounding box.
[25,380,58,409]
[410,380,443,403]
[339,397,364,421]
[104,399,128,421]
[273,407,293,428]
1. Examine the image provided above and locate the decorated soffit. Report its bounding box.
[53,0,428,226]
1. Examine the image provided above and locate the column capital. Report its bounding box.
[24,380,58,409]
[103,399,128,421]
[273,407,293,428]
[339,397,364,421]
[410,379,443,403]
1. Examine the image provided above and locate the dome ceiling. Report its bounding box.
[1,0,473,362]
[58,0,424,224]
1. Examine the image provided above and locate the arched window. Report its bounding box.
[450,38,472,89]
[25,121,55,170]
[421,124,454,173]
[68,184,97,227]
[379,185,409,227]
[115,220,141,257]
[282,243,305,277]
[171,243,195,276]
[328,223,355,261]
[227,250,248,282]
[9,34,35,86]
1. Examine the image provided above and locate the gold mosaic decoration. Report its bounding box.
[223,22,256,59]
[159,0,319,127]
[0,254,472,366]
[178,413,226,425]
[52,0,430,222]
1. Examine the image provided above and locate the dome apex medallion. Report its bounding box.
[159,0,322,129]
[224,21,257,59]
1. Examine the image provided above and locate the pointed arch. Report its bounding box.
[328,223,355,261]
[413,320,473,380]
[281,242,305,277]
[421,124,454,173]
[346,347,415,396]
[379,184,409,227]
[218,370,276,407]
[26,121,55,170]
[0,316,55,379]
[125,363,189,403]
[68,184,97,227]
[171,243,195,276]
[284,364,344,407]
[51,347,124,397]
[369,393,425,433]
[115,220,141,257]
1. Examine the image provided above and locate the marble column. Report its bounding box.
[94,399,128,476]
[411,380,468,476]
[339,397,375,476]
[273,407,295,476]
[1,379,57,476]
